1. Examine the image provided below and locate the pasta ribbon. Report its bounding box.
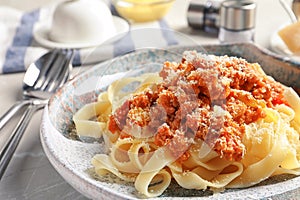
[73,101,111,137]
[169,161,243,190]
[92,154,136,182]
[229,134,288,187]
[135,169,172,198]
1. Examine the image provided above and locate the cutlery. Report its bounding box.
[0,48,74,180]
[0,49,71,130]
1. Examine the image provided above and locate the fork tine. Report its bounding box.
[33,49,60,90]
[58,49,74,88]
[40,50,67,91]
[46,49,74,92]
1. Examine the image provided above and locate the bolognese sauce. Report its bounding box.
[108,51,288,162]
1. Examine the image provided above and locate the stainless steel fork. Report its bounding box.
[0,48,74,180]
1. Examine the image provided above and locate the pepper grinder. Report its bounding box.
[187,0,223,34]
[218,0,257,43]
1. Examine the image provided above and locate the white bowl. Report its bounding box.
[49,0,116,44]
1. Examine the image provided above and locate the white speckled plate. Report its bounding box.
[40,44,300,200]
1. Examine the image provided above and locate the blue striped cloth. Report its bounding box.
[0,5,180,74]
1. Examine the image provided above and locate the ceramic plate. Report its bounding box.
[33,16,129,49]
[40,43,300,200]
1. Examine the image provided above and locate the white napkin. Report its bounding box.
[0,4,187,74]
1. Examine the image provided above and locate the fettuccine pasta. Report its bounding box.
[73,51,300,198]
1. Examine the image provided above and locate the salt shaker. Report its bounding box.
[218,0,256,43]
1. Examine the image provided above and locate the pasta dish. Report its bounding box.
[73,51,300,198]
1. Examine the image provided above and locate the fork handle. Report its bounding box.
[0,103,41,180]
[0,100,31,131]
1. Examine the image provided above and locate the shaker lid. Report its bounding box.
[220,0,256,30]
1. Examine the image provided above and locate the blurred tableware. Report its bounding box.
[269,0,300,61]
[187,0,223,34]
[218,0,256,43]
[113,0,175,22]
[277,0,300,55]
[34,0,129,49]
[270,24,300,62]
[270,26,292,55]
[0,49,74,180]
[279,0,297,23]
[278,21,300,52]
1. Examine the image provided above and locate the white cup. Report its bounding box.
[49,0,116,44]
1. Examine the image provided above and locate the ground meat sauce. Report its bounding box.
[108,51,288,162]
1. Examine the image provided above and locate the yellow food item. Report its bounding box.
[278,21,300,53]
[114,0,174,22]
